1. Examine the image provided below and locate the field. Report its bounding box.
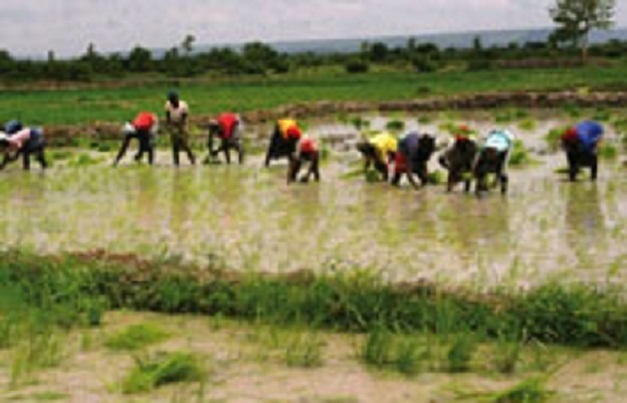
[2,63,627,401]
[2,64,627,125]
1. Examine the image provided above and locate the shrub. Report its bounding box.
[412,55,438,73]
[344,59,369,74]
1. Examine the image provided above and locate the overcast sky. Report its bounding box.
[1,0,625,57]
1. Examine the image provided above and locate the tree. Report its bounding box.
[181,34,195,54]
[127,46,153,72]
[549,0,615,61]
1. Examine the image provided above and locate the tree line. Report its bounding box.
[0,0,619,81]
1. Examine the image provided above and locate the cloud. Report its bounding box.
[0,0,624,57]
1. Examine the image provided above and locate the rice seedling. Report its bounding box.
[494,109,529,124]
[385,120,405,132]
[427,170,446,185]
[517,119,537,132]
[67,153,102,167]
[105,323,170,351]
[350,117,370,130]
[561,103,581,119]
[598,143,618,160]
[121,351,205,394]
[49,150,73,161]
[417,115,433,125]
[591,107,612,122]
[509,140,532,167]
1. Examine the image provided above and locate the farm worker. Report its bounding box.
[0,126,47,170]
[390,132,436,189]
[288,135,321,183]
[113,112,158,166]
[165,91,196,166]
[561,120,604,182]
[264,118,303,167]
[473,129,514,195]
[205,112,244,165]
[356,131,398,181]
[439,125,479,192]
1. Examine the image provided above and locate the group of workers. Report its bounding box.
[356,120,604,194]
[0,89,606,192]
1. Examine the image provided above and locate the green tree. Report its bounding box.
[181,34,195,54]
[549,0,615,61]
[127,46,153,72]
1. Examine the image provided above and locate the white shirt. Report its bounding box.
[165,100,189,124]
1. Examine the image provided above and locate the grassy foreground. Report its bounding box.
[2,65,627,125]
[2,250,627,349]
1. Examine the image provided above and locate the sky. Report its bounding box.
[0,0,625,57]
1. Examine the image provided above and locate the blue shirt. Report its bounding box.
[576,121,603,152]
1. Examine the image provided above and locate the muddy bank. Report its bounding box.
[41,90,627,146]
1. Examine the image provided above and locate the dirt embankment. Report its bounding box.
[43,90,627,146]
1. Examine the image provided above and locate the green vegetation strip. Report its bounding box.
[1,250,627,349]
[3,66,627,125]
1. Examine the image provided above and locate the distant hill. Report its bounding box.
[192,27,627,55]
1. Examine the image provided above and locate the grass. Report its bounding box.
[105,323,170,351]
[284,331,325,368]
[455,375,553,402]
[447,333,477,373]
[360,326,428,375]
[3,250,627,355]
[121,351,205,394]
[491,376,553,403]
[3,65,627,126]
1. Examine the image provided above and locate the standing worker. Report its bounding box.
[165,91,196,166]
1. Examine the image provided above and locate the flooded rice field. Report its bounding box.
[0,115,625,288]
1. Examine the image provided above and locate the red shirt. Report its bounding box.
[218,113,239,139]
[133,112,156,131]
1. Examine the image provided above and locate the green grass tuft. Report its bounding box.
[121,351,205,394]
[105,323,169,351]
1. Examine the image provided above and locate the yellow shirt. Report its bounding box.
[278,119,298,138]
[370,132,397,161]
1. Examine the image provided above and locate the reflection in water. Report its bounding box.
[564,183,606,269]
[0,144,624,287]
